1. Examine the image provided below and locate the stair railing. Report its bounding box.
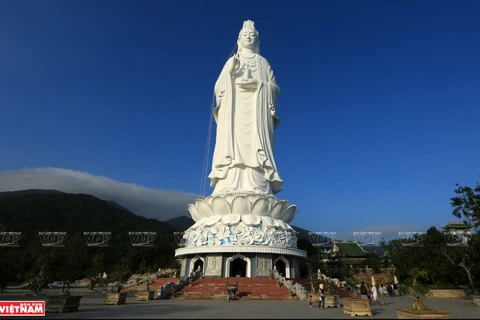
[156,270,202,299]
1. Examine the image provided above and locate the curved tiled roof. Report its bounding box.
[333,241,370,257]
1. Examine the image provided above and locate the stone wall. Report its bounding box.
[426,289,467,298]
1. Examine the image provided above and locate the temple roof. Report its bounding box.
[333,241,370,257]
[441,220,470,230]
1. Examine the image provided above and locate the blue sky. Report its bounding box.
[1,0,479,240]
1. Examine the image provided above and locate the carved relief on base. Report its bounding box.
[180,259,187,277]
[183,221,298,248]
[256,254,272,276]
[205,255,222,277]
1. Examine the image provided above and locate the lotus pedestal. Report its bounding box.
[176,194,306,279]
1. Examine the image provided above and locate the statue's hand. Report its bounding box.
[236,79,258,90]
[229,54,240,74]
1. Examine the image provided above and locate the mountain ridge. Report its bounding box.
[0,189,315,248]
[0,189,181,287]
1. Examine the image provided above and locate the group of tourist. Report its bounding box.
[306,281,401,310]
[360,282,398,306]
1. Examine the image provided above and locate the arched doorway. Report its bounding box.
[273,255,291,278]
[230,258,247,277]
[193,259,204,273]
[274,259,286,277]
[190,255,205,274]
[224,254,251,278]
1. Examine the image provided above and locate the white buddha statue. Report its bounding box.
[208,20,283,196]
[183,21,298,249]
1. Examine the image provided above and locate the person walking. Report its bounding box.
[371,284,379,307]
[318,283,326,310]
[387,283,394,297]
[308,295,313,308]
[360,281,367,300]
[378,284,386,306]
[366,284,372,303]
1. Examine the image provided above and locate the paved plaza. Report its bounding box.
[1,288,478,319]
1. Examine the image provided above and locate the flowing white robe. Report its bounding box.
[372,286,378,301]
[208,54,283,195]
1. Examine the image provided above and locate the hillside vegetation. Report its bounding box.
[0,190,179,292]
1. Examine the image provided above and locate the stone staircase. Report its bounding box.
[172,277,296,300]
[122,277,178,297]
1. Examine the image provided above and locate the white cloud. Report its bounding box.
[0,167,199,221]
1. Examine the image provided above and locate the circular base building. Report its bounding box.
[175,193,306,278]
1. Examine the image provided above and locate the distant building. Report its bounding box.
[441,220,471,232]
[323,240,370,266]
[441,220,471,246]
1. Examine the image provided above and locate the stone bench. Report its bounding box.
[473,296,480,306]
[309,294,340,307]
[46,295,82,313]
[104,292,127,305]
[426,289,467,298]
[342,298,372,317]
[137,291,154,301]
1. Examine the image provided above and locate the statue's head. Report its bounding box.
[237,20,260,54]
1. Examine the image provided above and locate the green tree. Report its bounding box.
[305,253,322,292]
[451,179,480,230]
[323,253,347,279]
[0,250,22,292]
[383,229,459,286]
[398,268,430,311]
[54,235,87,292]
[441,233,479,294]
[85,252,106,291]
[27,252,57,295]
[365,253,382,273]
[345,275,361,298]
[449,178,480,293]
[422,228,461,285]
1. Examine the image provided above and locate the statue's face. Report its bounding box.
[239,28,257,49]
